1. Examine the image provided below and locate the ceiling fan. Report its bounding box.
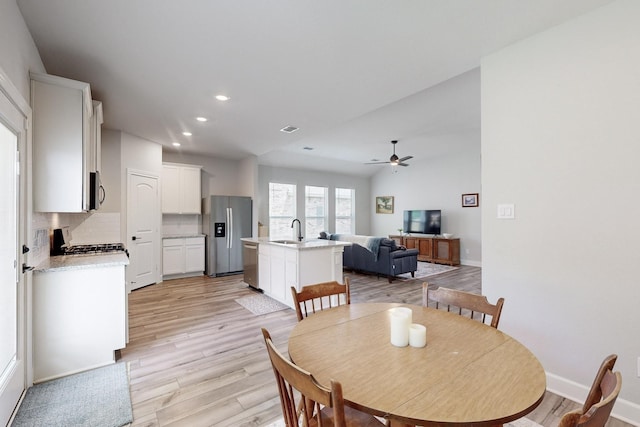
[366,140,413,167]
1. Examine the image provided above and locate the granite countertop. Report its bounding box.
[35,252,130,273]
[241,237,350,250]
[163,234,206,239]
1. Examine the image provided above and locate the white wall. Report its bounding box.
[0,0,44,98]
[0,0,49,262]
[258,165,371,237]
[120,132,163,276]
[100,128,122,212]
[162,151,249,198]
[482,0,640,423]
[370,130,481,266]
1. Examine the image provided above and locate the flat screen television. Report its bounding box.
[403,210,441,235]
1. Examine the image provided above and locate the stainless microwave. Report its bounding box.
[89,171,104,210]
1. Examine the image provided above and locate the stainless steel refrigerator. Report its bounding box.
[203,195,252,276]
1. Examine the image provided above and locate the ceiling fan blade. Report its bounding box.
[398,162,410,167]
[398,155,413,162]
[365,161,390,165]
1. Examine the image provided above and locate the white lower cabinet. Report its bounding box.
[258,243,344,309]
[163,236,205,278]
[33,265,126,382]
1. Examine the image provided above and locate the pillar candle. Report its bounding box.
[390,307,412,347]
[409,323,427,348]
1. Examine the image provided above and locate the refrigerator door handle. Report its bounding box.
[227,207,232,249]
[229,207,233,248]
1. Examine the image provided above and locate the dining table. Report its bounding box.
[287,302,546,427]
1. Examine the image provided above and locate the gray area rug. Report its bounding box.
[397,261,458,280]
[236,293,290,315]
[12,362,133,427]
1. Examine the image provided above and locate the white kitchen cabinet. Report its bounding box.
[162,236,205,278]
[33,264,126,382]
[90,100,103,173]
[258,241,345,309]
[258,247,271,295]
[162,163,202,214]
[31,72,95,212]
[162,239,185,275]
[185,237,205,272]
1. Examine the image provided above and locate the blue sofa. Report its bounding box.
[319,233,418,283]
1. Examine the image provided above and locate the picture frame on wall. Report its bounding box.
[462,193,479,207]
[376,196,394,214]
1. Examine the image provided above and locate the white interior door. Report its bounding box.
[127,170,159,291]
[0,80,27,425]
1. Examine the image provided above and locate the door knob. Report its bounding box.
[132,236,139,241]
[22,263,34,273]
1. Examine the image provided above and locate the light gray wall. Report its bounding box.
[162,151,249,199]
[162,151,260,235]
[0,0,45,98]
[100,128,121,212]
[370,130,481,266]
[482,0,639,422]
[120,132,162,264]
[258,165,371,237]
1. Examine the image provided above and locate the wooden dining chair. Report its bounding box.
[291,278,351,322]
[422,282,505,328]
[558,354,622,427]
[261,328,385,427]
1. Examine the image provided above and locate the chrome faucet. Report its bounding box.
[291,218,303,242]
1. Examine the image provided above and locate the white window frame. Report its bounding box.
[268,182,296,240]
[305,185,328,238]
[335,187,355,234]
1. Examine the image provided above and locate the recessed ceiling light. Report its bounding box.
[280,125,299,133]
[196,117,208,122]
[215,95,230,101]
[172,142,181,147]
[182,131,192,136]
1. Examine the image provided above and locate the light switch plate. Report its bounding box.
[497,204,515,219]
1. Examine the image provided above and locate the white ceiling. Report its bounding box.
[17,0,614,177]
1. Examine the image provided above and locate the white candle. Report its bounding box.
[389,307,412,347]
[409,323,427,348]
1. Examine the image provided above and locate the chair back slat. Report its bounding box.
[423,283,504,329]
[291,278,351,322]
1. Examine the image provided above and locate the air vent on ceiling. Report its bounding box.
[280,125,299,133]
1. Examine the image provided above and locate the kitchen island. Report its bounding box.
[241,238,350,309]
[33,253,129,382]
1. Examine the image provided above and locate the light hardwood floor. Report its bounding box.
[119,266,629,427]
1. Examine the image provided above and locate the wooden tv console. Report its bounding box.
[389,235,460,266]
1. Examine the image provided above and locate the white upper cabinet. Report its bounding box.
[90,100,103,173]
[31,72,96,212]
[161,163,202,214]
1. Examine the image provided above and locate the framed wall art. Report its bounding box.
[462,193,479,207]
[375,196,394,214]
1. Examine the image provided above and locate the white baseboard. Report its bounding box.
[547,373,640,426]
[460,259,481,267]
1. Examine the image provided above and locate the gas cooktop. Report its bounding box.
[63,243,126,255]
